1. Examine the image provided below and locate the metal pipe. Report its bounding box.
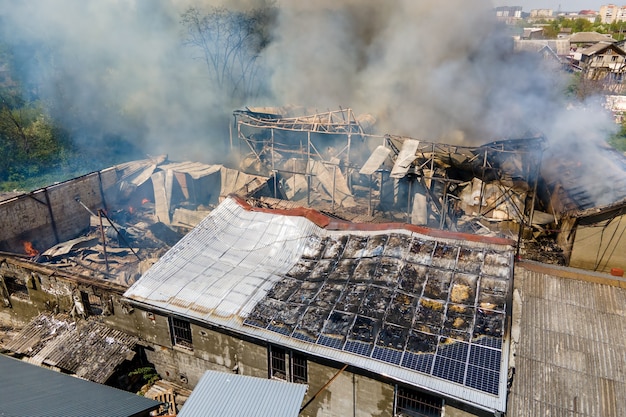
[98,210,142,262]
[300,364,348,413]
[97,209,109,273]
[307,131,311,206]
[332,165,337,212]
[368,174,373,217]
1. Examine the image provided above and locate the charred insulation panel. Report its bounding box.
[245,233,512,397]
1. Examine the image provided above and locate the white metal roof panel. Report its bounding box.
[124,197,515,413]
[177,370,307,417]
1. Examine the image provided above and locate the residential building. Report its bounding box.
[600,4,626,23]
[530,9,553,18]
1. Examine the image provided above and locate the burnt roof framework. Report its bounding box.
[233,106,545,236]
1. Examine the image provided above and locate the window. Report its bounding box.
[292,352,308,384]
[270,346,287,380]
[80,291,103,316]
[3,276,29,300]
[268,346,307,384]
[395,386,442,417]
[169,317,193,350]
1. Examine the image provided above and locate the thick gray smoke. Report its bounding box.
[0,0,617,165]
[0,1,227,162]
[263,0,615,145]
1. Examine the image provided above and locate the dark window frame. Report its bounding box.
[291,351,308,384]
[169,316,193,350]
[268,345,307,384]
[395,385,442,417]
[269,345,287,380]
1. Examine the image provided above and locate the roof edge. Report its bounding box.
[229,194,516,246]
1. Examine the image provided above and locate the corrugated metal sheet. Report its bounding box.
[508,265,626,416]
[177,370,307,417]
[158,161,222,179]
[0,354,160,417]
[124,197,515,412]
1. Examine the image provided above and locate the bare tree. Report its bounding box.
[181,6,274,101]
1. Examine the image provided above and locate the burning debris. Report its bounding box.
[0,157,268,286]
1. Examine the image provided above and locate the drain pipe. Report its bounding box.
[300,364,348,414]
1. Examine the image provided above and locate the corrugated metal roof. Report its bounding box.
[0,354,161,417]
[177,370,307,417]
[508,263,626,416]
[124,197,515,412]
[5,314,139,384]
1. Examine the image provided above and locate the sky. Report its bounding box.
[492,1,608,12]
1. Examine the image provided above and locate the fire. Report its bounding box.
[141,198,150,204]
[23,241,39,257]
[129,206,134,214]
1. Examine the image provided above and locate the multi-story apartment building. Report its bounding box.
[530,9,553,18]
[600,4,626,23]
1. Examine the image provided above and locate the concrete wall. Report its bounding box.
[112,305,399,417]
[0,168,119,254]
[569,213,626,274]
[0,257,125,328]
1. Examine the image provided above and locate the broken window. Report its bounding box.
[3,276,29,300]
[395,386,442,417]
[268,345,307,384]
[80,291,104,316]
[169,317,193,350]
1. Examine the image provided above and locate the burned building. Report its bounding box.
[1,106,625,416]
[540,139,626,274]
[0,155,266,411]
[123,195,516,415]
[234,107,544,238]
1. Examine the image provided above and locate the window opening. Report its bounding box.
[270,346,287,380]
[80,291,103,316]
[169,317,193,349]
[395,386,442,417]
[4,276,29,300]
[292,352,308,384]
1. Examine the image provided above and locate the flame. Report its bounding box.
[129,206,134,214]
[141,198,150,204]
[23,241,39,257]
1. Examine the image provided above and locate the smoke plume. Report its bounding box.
[0,0,617,167]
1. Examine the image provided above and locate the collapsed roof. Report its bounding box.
[0,157,267,286]
[235,107,545,238]
[4,313,139,384]
[124,196,515,412]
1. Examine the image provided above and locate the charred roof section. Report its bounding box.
[4,313,139,384]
